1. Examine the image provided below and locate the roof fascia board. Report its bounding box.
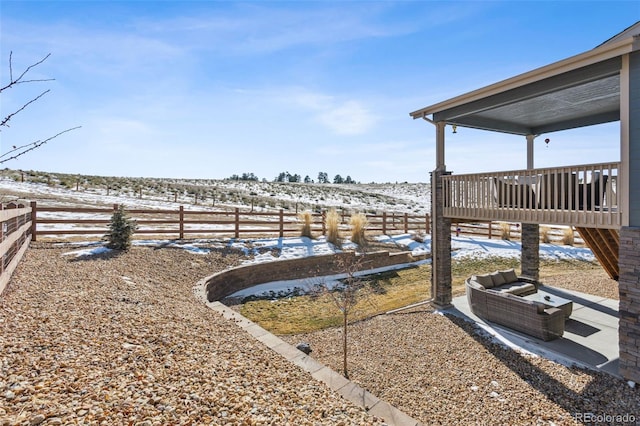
[410,35,637,119]
[448,116,532,135]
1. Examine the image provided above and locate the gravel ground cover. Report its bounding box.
[2,243,639,426]
[0,244,384,426]
[283,269,640,425]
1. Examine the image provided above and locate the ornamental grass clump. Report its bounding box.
[349,212,368,247]
[325,209,341,246]
[540,226,552,243]
[500,222,511,240]
[298,211,313,238]
[104,205,137,251]
[562,226,575,246]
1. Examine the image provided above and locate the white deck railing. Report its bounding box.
[442,162,621,228]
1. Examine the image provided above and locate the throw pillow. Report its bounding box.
[474,274,494,289]
[500,269,518,284]
[490,271,506,287]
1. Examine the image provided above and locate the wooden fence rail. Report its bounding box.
[0,202,33,294]
[1,200,582,295]
[30,202,431,241]
[28,201,579,243]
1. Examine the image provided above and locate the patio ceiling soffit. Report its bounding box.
[410,32,639,136]
[433,59,621,136]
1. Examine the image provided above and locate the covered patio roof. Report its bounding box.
[410,22,640,136]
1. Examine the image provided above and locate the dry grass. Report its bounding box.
[240,265,430,335]
[298,211,313,238]
[239,256,604,335]
[562,226,575,246]
[325,209,341,246]
[540,226,552,243]
[499,222,511,240]
[349,212,368,247]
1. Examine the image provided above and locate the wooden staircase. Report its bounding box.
[575,227,619,280]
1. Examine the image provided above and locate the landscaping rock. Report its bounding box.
[0,244,383,425]
[296,342,313,355]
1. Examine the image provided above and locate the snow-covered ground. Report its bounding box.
[0,174,432,238]
[3,173,595,299]
[0,173,431,214]
[61,233,595,300]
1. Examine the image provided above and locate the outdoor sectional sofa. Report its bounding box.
[465,269,565,341]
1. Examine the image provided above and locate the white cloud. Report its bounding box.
[317,100,374,135]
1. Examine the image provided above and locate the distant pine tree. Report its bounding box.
[318,172,329,183]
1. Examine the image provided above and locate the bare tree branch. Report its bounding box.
[1,51,54,93]
[1,51,78,164]
[0,89,50,129]
[0,126,81,164]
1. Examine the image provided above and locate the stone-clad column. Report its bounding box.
[520,223,540,281]
[618,226,640,384]
[430,169,452,308]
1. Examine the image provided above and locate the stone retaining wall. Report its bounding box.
[203,251,428,302]
[618,226,640,384]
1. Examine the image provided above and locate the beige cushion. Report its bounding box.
[498,282,536,296]
[490,271,506,287]
[474,274,494,289]
[467,279,485,291]
[500,269,518,284]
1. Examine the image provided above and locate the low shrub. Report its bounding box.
[104,205,137,251]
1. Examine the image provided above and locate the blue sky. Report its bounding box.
[1,1,638,183]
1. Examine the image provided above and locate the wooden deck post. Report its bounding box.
[279,209,284,237]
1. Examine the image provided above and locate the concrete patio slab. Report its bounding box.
[449,286,620,378]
